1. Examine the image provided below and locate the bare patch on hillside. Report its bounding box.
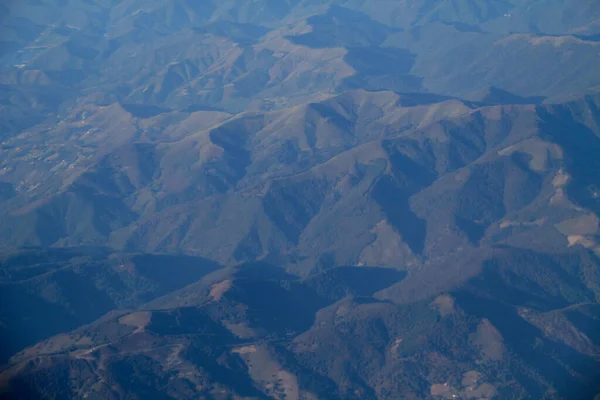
[555,214,599,236]
[497,138,563,172]
[209,279,233,301]
[470,319,505,361]
[500,217,546,229]
[118,312,152,333]
[359,220,417,267]
[236,345,300,400]
[430,383,455,397]
[232,345,257,354]
[431,371,496,399]
[430,295,455,317]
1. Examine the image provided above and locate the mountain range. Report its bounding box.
[1,0,600,399]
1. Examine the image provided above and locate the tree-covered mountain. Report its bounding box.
[1,0,600,398]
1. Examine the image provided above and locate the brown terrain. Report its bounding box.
[1,0,600,398]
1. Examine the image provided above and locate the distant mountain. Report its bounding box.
[1,0,600,399]
[2,92,600,276]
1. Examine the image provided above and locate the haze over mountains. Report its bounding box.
[1,0,600,399]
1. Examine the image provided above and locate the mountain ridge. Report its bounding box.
[2,0,600,398]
